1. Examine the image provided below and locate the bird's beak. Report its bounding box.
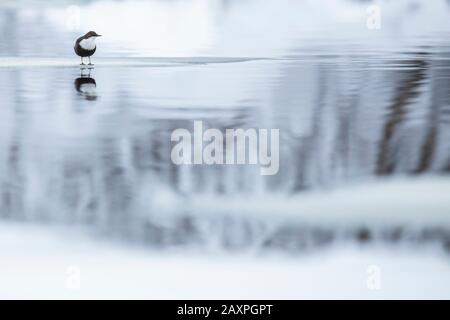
[96,35,102,37]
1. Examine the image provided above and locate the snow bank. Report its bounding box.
[0,221,449,299]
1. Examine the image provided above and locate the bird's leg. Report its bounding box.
[88,56,93,66]
[80,57,85,66]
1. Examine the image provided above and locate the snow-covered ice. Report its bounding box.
[1,221,450,299]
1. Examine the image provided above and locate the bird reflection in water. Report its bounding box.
[74,67,97,101]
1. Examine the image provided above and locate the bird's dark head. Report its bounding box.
[84,31,102,39]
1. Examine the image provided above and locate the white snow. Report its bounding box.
[0,221,449,299]
[157,177,450,228]
[1,176,450,299]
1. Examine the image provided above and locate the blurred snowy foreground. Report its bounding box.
[0,177,450,299]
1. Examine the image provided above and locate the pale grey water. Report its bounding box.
[0,0,450,253]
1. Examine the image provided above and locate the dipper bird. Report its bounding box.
[74,31,102,66]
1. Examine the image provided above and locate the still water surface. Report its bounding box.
[0,0,449,253]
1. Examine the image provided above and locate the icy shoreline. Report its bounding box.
[0,57,265,68]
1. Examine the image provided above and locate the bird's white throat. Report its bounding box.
[79,37,96,50]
